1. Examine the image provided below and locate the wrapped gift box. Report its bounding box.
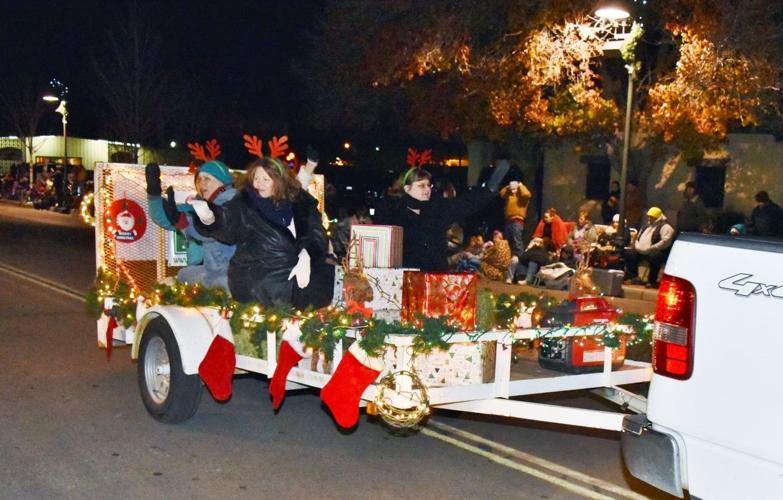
[332,267,411,311]
[402,272,478,331]
[349,224,403,268]
[383,341,496,387]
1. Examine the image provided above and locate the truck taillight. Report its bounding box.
[653,274,696,380]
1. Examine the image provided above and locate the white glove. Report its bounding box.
[296,159,318,187]
[287,249,311,289]
[188,199,215,225]
[509,180,519,191]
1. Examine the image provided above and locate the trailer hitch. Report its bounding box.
[622,413,652,436]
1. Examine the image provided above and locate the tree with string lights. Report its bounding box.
[306,0,782,178]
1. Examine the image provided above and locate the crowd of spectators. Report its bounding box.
[324,166,782,290]
[4,154,781,291]
[0,162,90,213]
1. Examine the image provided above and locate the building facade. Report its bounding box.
[0,135,190,175]
[541,133,783,226]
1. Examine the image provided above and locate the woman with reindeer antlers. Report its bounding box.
[189,135,333,309]
[374,148,510,272]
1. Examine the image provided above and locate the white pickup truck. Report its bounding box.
[621,232,783,499]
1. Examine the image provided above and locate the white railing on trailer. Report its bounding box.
[231,323,651,432]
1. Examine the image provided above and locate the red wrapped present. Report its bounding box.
[401,272,478,331]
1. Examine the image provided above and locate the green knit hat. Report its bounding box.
[198,160,233,185]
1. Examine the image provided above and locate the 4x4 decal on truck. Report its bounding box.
[719,273,783,298]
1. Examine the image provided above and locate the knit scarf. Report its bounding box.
[248,189,293,228]
[403,194,427,211]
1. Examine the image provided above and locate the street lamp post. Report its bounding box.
[56,100,69,204]
[616,64,635,247]
[594,1,634,247]
[43,79,70,210]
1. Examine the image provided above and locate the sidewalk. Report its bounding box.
[0,198,88,229]
[479,276,657,315]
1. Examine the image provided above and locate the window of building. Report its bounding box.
[695,163,727,208]
[583,156,611,200]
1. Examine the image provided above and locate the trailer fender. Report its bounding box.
[132,306,230,375]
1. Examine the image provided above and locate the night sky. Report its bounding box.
[2,0,323,146]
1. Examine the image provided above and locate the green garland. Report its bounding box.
[152,281,234,310]
[85,271,654,361]
[411,315,460,354]
[229,302,296,357]
[85,268,138,328]
[300,309,350,361]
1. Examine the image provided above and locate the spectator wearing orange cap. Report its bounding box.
[624,206,675,288]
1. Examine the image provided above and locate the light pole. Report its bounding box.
[43,78,70,210]
[594,1,634,247]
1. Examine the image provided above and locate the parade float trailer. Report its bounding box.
[90,162,651,438]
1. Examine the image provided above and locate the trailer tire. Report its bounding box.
[138,317,202,423]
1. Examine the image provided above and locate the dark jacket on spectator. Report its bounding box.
[677,195,708,232]
[750,202,782,237]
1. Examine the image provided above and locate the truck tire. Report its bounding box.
[138,317,202,423]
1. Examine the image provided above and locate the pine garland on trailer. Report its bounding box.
[85,268,139,328]
[85,272,654,359]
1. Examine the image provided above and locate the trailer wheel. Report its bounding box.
[138,317,202,423]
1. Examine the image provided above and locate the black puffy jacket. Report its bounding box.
[194,188,334,309]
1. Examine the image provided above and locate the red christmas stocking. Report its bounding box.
[198,320,236,401]
[320,341,385,429]
[103,313,118,362]
[269,321,310,410]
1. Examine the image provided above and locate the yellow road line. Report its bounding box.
[426,419,647,500]
[420,426,615,499]
[0,263,85,302]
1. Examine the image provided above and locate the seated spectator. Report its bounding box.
[561,210,598,267]
[624,207,675,288]
[729,223,747,236]
[480,230,512,281]
[592,214,630,270]
[532,208,568,253]
[455,234,485,273]
[514,236,558,285]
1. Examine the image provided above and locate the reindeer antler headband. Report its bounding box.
[243,134,290,176]
[402,147,433,185]
[187,139,222,173]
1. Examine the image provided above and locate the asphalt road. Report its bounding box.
[0,203,673,499]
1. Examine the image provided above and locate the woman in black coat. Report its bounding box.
[374,161,509,272]
[190,157,334,309]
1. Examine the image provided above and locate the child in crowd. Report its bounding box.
[480,230,512,281]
